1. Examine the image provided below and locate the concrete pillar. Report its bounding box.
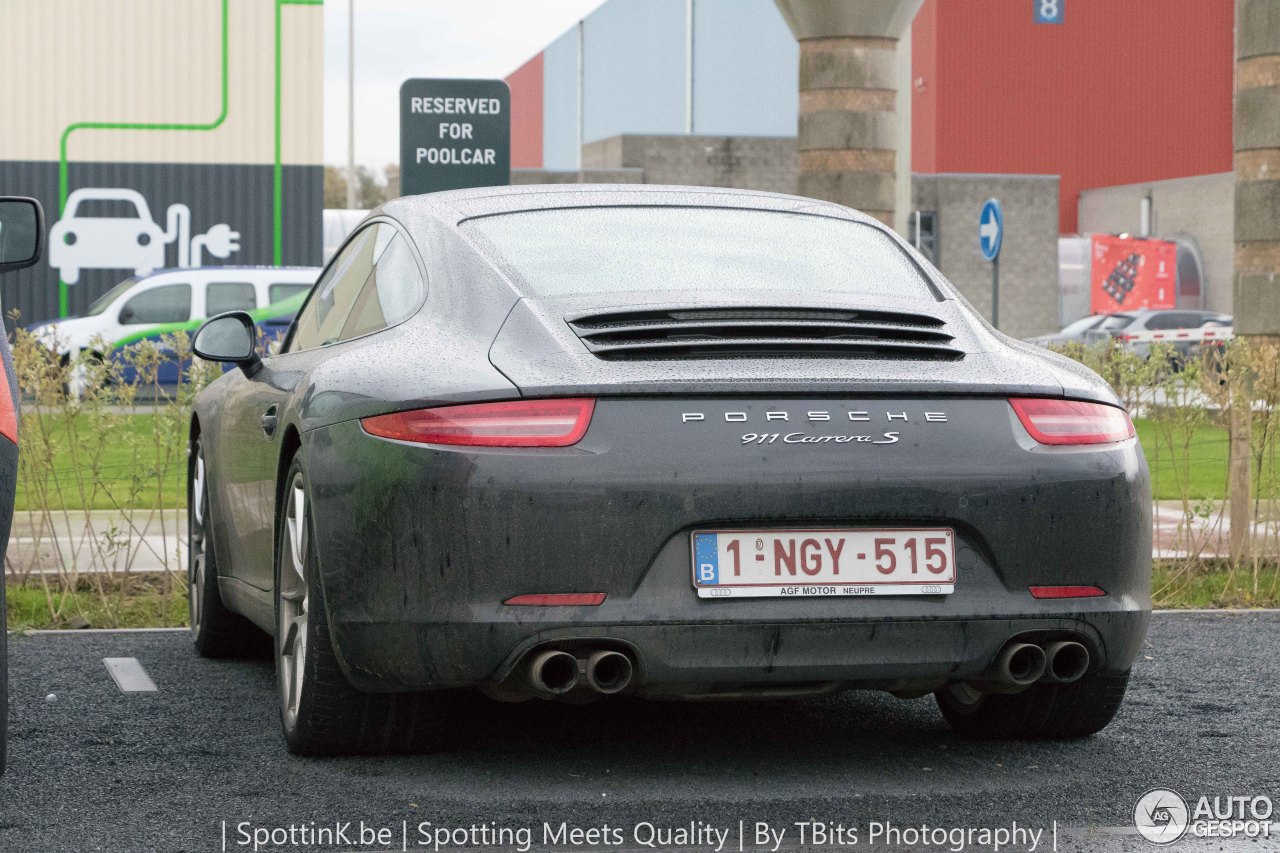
[775,0,923,228]
[1235,0,1280,336]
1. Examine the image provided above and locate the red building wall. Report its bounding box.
[911,0,1234,233]
[506,53,544,169]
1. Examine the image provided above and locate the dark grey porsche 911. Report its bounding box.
[188,185,1150,755]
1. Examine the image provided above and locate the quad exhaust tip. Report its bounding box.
[526,650,580,696]
[585,650,634,694]
[974,642,1046,694]
[973,640,1091,694]
[523,648,635,698]
[1000,642,1048,686]
[1044,640,1090,684]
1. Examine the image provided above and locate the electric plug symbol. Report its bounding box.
[202,224,241,259]
[190,223,242,265]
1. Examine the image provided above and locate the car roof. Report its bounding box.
[132,266,320,282]
[375,184,872,226]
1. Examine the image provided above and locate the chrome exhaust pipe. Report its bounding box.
[975,642,1047,694]
[1043,640,1090,684]
[585,650,633,694]
[525,650,580,697]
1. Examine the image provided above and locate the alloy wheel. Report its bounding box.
[188,448,206,636]
[278,472,310,728]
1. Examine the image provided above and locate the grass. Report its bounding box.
[7,573,188,631]
[1133,417,1230,501]
[5,562,1275,631]
[1153,559,1280,609]
[16,412,186,512]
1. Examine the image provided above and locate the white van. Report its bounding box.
[30,266,320,357]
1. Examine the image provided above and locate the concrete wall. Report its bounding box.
[511,168,644,185]
[913,174,1061,339]
[582,134,797,195]
[1078,173,1234,315]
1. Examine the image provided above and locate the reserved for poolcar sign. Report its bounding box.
[399,78,511,195]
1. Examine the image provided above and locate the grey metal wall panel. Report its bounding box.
[543,29,582,170]
[582,0,687,144]
[0,161,321,326]
[692,0,798,136]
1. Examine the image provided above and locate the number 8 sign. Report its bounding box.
[1034,0,1063,24]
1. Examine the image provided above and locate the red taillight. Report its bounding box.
[504,593,607,606]
[361,398,595,447]
[1029,585,1107,599]
[1009,397,1134,446]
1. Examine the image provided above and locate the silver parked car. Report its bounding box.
[1081,309,1233,358]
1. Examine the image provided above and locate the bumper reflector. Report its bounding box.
[504,593,607,606]
[1029,585,1106,599]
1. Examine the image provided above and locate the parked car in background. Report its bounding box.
[29,266,319,384]
[1081,309,1233,359]
[1026,314,1115,347]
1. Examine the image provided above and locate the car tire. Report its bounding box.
[935,669,1130,740]
[189,437,261,657]
[275,455,452,756]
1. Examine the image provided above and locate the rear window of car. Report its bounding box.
[269,282,312,304]
[1099,314,1135,330]
[1145,312,1208,330]
[462,207,935,300]
[206,282,257,315]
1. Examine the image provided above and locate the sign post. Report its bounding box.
[399,78,510,196]
[979,198,1004,329]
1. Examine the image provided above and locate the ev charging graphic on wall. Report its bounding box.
[0,0,324,323]
[48,188,241,284]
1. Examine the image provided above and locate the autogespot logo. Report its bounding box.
[1135,789,1190,844]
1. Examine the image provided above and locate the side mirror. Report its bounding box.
[0,197,44,273]
[193,311,261,375]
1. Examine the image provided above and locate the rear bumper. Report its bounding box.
[301,397,1152,694]
[330,607,1148,696]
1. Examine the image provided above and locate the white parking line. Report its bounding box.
[102,657,158,692]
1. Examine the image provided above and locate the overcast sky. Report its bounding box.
[323,0,605,171]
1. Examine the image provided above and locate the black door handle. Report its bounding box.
[261,405,279,438]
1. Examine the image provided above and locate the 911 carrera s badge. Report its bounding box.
[742,431,900,445]
[681,409,946,446]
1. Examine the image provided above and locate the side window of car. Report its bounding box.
[338,230,424,341]
[269,282,311,305]
[1147,312,1199,330]
[287,226,381,352]
[206,282,257,316]
[119,283,192,325]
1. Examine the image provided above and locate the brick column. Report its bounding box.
[776,0,922,227]
[1235,0,1280,336]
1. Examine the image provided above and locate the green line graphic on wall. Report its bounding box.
[56,0,322,318]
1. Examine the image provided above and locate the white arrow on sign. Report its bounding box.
[980,210,1000,248]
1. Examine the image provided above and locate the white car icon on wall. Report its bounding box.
[49,187,240,284]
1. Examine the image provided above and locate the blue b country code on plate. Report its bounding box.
[694,532,720,585]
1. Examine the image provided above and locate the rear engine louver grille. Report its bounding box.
[567,307,963,361]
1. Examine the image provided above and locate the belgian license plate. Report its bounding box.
[691,528,956,598]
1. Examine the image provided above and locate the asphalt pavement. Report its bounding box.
[0,614,1277,853]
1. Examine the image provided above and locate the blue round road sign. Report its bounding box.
[979,198,1003,261]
